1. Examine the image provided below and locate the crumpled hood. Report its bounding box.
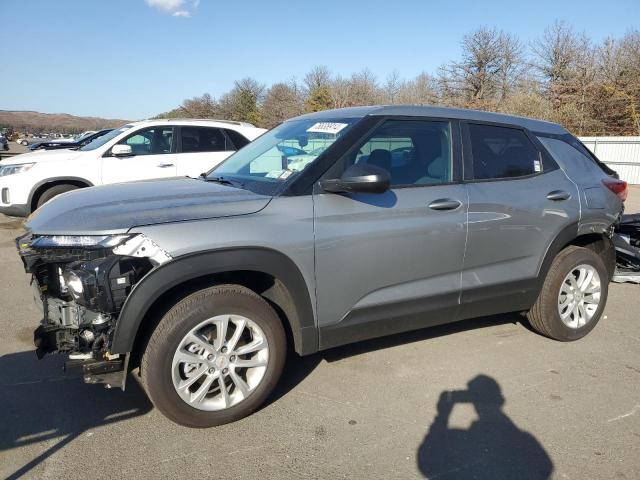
[0,148,83,165]
[26,177,272,235]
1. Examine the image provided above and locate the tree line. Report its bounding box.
[157,22,640,136]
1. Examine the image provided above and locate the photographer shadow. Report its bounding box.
[417,375,553,479]
[0,350,152,480]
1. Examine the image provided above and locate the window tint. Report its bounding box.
[347,120,452,186]
[119,127,173,155]
[467,124,541,180]
[181,127,229,153]
[538,135,614,176]
[224,129,250,149]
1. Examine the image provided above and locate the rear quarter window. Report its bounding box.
[537,136,607,178]
[224,129,250,150]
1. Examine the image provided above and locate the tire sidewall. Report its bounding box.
[144,287,286,427]
[37,184,78,208]
[544,248,609,341]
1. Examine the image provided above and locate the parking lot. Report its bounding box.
[0,191,639,479]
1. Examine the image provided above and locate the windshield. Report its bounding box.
[80,125,133,151]
[208,118,356,195]
[75,131,94,142]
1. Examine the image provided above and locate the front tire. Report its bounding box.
[141,285,287,427]
[36,184,79,209]
[527,245,608,341]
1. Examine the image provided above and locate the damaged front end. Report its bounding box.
[612,213,640,284]
[17,232,171,389]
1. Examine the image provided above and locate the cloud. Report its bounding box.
[146,0,185,12]
[145,0,199,17]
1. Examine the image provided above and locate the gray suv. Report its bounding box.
[17,106,626,427]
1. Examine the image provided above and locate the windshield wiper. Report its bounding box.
[205,175,244,188]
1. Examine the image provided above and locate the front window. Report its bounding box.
[80,125,133,151]
[344,120,452,186]
[119,127,173,155]
[208,118,356,195]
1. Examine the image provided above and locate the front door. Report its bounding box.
[102,126,177,184]
[313,119,468,349]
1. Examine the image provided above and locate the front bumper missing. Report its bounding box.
[17,233,162,390]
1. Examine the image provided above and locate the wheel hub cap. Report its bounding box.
[557,264,601,329]
[171,314,269,411]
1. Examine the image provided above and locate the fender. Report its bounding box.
[28,176,94,209]
[110,247,317,355]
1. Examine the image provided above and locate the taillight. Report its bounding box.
[602,178,628,202]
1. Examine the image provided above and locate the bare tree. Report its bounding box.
[532,21,596,133]
[383,70,402,104]
[218,78,265,125]
[347,69,383,105]
[157,25,640,136]
[397,73,438,105]
[440,27,525,109]
[261,80,305,128]
[179,93,219,118]
[304,66,333,112]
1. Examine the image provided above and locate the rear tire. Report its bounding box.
[36,184,79,209]
[527,245,608,341]
[141,284,287,427]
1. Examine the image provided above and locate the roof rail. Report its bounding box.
[143,118,256,128]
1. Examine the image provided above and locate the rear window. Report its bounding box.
[180,127,229,153]
[467,124,542,180]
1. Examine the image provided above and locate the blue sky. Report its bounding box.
[1,0,638,120]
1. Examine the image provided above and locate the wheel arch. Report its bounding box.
[538,223,615,285]
[111,247,318,357]
[29,176,94,212]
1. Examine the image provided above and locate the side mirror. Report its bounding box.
[320,163,390,194]
[112,144,133,157]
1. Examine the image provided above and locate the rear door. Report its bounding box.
[459,122,580,318]
[313,118,468,348]
[101,126,177,183]
[175,126,238,177]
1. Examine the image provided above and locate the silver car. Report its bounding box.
[17,105,626,427]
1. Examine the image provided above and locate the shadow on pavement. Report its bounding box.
[0,350,152,480]
[0,313,529,478]
[267,312,522,407]
[417,374,553,479]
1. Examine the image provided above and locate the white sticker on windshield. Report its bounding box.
[534,160,542,172]
[306,122,348,135]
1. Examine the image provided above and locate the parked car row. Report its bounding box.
[14,105,627,428]
[0,119,265,216]
[27,129,113,151]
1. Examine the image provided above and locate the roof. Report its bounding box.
[291,105,567,135]
[129,118,258,129]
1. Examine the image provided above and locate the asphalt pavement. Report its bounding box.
[0,189,639,479]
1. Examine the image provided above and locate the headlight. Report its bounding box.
[0,162,35,176]
[62,271,84,300]
[31,234,132,249]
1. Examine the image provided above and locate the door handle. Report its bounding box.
[546,190,571,201]
[428,198,462,211]
[157,163,174,168]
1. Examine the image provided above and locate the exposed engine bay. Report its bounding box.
[16,232,170,388]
